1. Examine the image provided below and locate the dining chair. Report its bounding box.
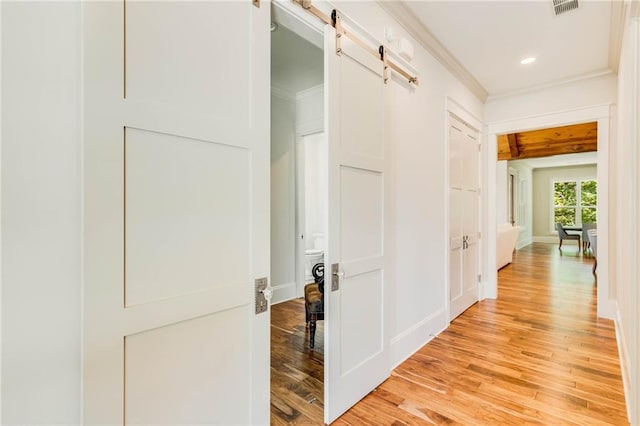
[556,222,581,251]
[304,263,324,349]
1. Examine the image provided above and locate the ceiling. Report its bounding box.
[402,0,617,98]
[270,2,611,165]
[497,122,598,161]
[387,1,610,169]
[271,24,323,94]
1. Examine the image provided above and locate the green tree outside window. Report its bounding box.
[553,179,597,228]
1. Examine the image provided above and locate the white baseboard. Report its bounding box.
[532,236,562,244]
[391,308,447,369]
[271,281,297,305]
[515,237,533,249]
[480,278,496,300]
[614,304,634,423]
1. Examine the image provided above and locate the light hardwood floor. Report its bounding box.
[336,243,628,425]
[271,243,628,425]
[271,297,324,425]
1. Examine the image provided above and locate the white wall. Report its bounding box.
[303,132,326,252]
[296,85,324,136]
[509,162,533,249]
[270,83,324,304]
[613,5,640,423]
[297,85,325,254]
[329,1,484,365]
[495,161,532,249]
[485,74,617,124]
[531,164,597,238]
[270,92,297,303]
[1,2,81,423]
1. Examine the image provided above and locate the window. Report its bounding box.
[552,179,597,228]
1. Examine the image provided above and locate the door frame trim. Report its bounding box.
[485,104,614,319]
[271,1,331,423]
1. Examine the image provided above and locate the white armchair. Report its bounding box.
[497,224,521,270]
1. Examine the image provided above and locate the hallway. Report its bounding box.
[336,243,627,424]
[271,298,325,425]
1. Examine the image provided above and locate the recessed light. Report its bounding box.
[520,57,536,65]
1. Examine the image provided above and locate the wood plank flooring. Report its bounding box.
[271,297,324,425]
[335,243,628,425]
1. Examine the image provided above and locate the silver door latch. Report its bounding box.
[255,277,272,314]
[331,263,343,291]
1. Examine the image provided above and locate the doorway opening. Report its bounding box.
[486,107,612,313]
[270,11,326,425]
[493,120,603,300]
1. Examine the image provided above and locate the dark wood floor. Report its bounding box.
[271,297,324,425]
[335,243,628,425]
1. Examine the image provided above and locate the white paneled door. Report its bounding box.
[325,25,390,423]
[83,2,270,424]
[449,115,480,320]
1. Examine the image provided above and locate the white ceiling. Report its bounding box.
[271,24,323,94]
[403,0,614,97]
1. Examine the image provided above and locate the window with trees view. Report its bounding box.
[553,179,597,228]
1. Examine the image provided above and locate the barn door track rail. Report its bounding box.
[292,0,419,85]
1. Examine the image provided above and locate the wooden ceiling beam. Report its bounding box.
[520,146,597,159]
[517,138,598,150]
[507,133,520,158]
[496,122,598,161]
[515,122,597,145]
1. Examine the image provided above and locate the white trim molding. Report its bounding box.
[515,238,533,250]
[609,0,627,73]
[271,85,296,101]
[271,282,298,305]
[532,236,561,244]
[391,308,447,369]
[614,304,633,422]
[486,70,615,103]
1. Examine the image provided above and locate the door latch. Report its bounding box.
[255,277,272,314]
[331,263,343,291]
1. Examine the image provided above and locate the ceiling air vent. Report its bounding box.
[553,0,579,16]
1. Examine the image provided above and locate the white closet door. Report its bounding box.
[449,115,480,320]
[325,26,390,423]
[82,2,270,424]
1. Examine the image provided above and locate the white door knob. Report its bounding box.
[261,287,273,301]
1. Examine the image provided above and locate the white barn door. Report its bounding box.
[449,115,480,320]
[325,25,390,423]
[83,2,270,424]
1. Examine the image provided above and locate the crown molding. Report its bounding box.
[271,85,296,101]
[295,84,324,100]
[376,0,488,102]
[631,0,640,17]
[485,70,616,103]
[609,0,626,73]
